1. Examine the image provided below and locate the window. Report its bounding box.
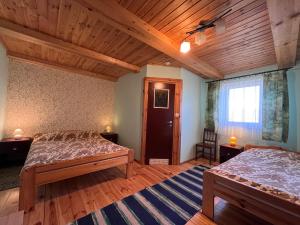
[217,76,263,140]
[228,85,260,123]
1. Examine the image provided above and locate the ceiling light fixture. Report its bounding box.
[180,40,191,53]
[179,9,231,53]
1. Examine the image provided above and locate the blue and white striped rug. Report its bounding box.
[69,165,207,225]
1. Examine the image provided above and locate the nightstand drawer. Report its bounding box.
[105,137,115,142]
[220,149,239,158]
[220,144,244,163]
[0,141,31,153]
[101,133,118,144]
[0,137,33,166]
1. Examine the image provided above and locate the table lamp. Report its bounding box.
[104,125,112,133]
[13,128,24,139]
[229,136,237,146]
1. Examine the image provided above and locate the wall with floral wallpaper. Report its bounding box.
[3,59,116,138]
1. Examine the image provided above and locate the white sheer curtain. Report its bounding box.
[216,75,263,141]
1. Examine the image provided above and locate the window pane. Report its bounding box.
[228,86,260,123]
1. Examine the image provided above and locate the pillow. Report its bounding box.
[33,130,101,142]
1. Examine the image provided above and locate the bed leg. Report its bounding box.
[202,171,215,220]
[19,168,36,212]
[126,149,134,178]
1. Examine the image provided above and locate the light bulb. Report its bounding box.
[180,41,191,53]
[105,125,112,133]
[13,128,24,139]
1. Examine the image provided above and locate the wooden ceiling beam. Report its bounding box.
[0,19,140,73]
[8,51,118,82]
[266,0,300,68]
[75,0,222,78]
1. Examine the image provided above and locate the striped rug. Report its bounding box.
[69,165,207,225]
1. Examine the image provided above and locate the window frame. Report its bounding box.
[221,81,263,128]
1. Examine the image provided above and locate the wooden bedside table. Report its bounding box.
[100,133,118,144]
[220,144,244,163]
[0,137,33,167]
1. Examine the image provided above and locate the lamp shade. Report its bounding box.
[229,136,237,146]
[13,128,24,139]
[180,41,191,53]
[104,125,112,133]
[195,32,206,45]
[215,18,226,34]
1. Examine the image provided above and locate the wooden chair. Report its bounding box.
[195,128,217,165]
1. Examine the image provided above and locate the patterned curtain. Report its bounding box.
[262,70,289,142]
[205,82,220,130]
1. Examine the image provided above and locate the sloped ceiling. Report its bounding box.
[0,0,284,80]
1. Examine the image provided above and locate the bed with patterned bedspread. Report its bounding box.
[19,130,134,212]
[210,148,300,205]
[23,130,129,169]
[202,148,300,225]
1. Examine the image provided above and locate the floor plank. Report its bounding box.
[0,210,23,225]
[0,158,270,225]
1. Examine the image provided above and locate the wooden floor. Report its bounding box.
[0,159,271,225]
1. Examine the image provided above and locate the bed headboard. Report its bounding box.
[244,144,287,151]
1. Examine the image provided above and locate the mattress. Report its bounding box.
[23,130,129,169]
[210,148,300,205]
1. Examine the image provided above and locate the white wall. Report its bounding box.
[180,68,204,162]
[115,65,203,162]
[0,42,9,139]
[146,65,181,78]
[297,73,300,151]
[115,67,146,160]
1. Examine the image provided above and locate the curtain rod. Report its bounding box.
[206,67,292,83]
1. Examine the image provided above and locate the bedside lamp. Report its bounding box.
[13,128,24,139]
[229,136,237,146]
[104,125,112,133]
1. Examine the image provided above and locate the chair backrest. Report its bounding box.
[203,128,217,144]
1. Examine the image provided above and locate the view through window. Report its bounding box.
[228,85,261,123]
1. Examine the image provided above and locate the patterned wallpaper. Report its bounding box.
[3,59,116,137]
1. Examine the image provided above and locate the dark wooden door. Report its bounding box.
[145,82,175,164]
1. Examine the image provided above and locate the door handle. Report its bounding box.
[167,121,173,124]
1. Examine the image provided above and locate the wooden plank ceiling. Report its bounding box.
[0,0,291,80]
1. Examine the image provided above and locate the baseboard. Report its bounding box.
[134,159,142,164]
[179,157,196,165]
[180,157,219,166]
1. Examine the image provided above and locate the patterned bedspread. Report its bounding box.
[210,149,300,205]
[23,130,129,169]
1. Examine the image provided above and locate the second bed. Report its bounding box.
[202,147,300,225]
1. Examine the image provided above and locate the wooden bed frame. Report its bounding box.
[19,149,134,212]
[202,146,300,225]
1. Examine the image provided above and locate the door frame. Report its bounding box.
[141,77,182,165]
